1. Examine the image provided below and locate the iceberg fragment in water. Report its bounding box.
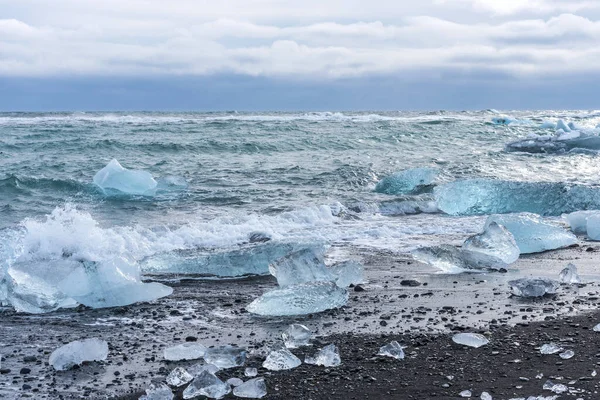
[164,343,207,361]
[509,278,559,297]
[559,263,581,284]
[305,344,341,367]
[375,167,439,195]
[183,371,231,400]
[452,333,489,348]
[203,346,246,369]
[262,348,302,371]
[412,245,508,273]
[463,222,520,264]
[233,377,267,399]
[328,260,364,287]
[246,281,348,316]
[166,367,194,387]
[282,324,312,348]
[378,341,405,360]
[49,338,109,371]
[139,382,174,400]
[93,159,157,196]
[268,247,333,287]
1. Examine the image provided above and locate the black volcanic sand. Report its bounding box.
[1,245,600,399]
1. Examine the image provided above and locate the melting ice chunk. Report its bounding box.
[377,341,405,360]
[49,338,109,371]
[480,392,492,400]
[565,210,599,234]
[452,333,489,348]
[540,343,563,354]
[246,281,348,316]
[139,382,174,400]
[559,350,574,359]
[593,323,600,332]
[542,380,568,394]
[183,371,231,399]
[486,214,577,254]
[262,348,302,371]
[459,389,472,397]
[412,245,508,273]
[509,278,559,297]
[269,247,333,287]
[374,167,439,195]
[558,263,581,284]
[227,378,244,387]
[305,344,341,367]
[233,377,267,399]
[587,213,600,240]
[328,260,364,287]
[282,324,312,348]
[166,367,194,387]
[164,343,207,361]
[244,367,258,377]
[93,159,157,196]
[463,222,520,264]
[203,346,247,369]
[188,363,221,376]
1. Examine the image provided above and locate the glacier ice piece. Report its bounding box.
[139,382,174,400]
[463,222,520,264]
[305,344,341,367]
[262,348,301,371]
[559,350,574,359]
[233,377,267,399]
[282,324,312,348]
[244,367,258,377]
[510,278,559,297]
[556,119,570,132]
[246,281,348,316]
[268,247,333,287]
[375,167,439,195]
[480,392,492,400]
[49,338,109,371]
[486,214,577,254]
[459,389,472,397]
[203,346,247,369]
[542,380,568,394]
[164,343,207,361]
[565,210,599,234]
[587,213,600,240]
[558,263,581,284]
[540,121,556,129]
[93,159,157,196]
[540,343,563,355]
[593,323,600,332]
[188,363,220,376]
[377,341,405,359]
[227,377,244,387]
[412,245,508,273]
[183,370,231,399]
[166,367,194,387]
[328,260,364,287]
[452,333,489,348]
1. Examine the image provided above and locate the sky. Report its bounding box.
[2,0,600,111]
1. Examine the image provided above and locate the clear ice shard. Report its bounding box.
[328,260,364,287]
[164,343,207,361]
[486,214,577,254]
[542,380,568,394]
[139,382,174,400]
[412,245,508,273]
[452,333,489,348]
[434,178,600,216]
[480,392,492,400]
[246,281,348,316]
[374,167,439,195]
[182,370,231,399]
[459,389,472,397]
[564,210,599,234]
[559,350,574,359]
[203,346,247,369]
[262,348,302,371]
[463,222,520,264]
[227,378,244,387]
[587,213,600,240]
[593,323,600,332]
[93,159,157,196]
[282,324,312,348]
[509,278,559,297]
[233,377,267,399]
[378,341,405,359]
[244,367,258,377]
[268,247,334,287]
[166,367,194,387]
[188,363,221,376]
[49,338,109,371]
[558,263,581,284]
[540,343,563,354]
[305,344,341,367]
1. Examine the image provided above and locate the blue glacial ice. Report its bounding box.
[232,377,267,399]
[305,344,341,367]
[282,324,313,348]
[49,338,109,371]
[486,214,577,254]
[182,370,230,400]
[268,247,333,287]
[586,213,600,240]
[506,124,600,154]
[328,260,364,288]
[463,222,520,264]
[375,167,439,195]
[564,210,600,234]
[412,245,509,273]
[93,159,158,196]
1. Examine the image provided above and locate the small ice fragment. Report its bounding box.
[509,278,559,297]
[540,343,563,355]
[463,222,520,264]
[203,346,247,369]
[412,245,508,273]
[459,389,472,397]
[328,260,364,287]
[268,247,334,287]
[164,343,207,361]
[374,167,439,195]
[304,344,341,367]
[282,324,312,348]
[227,377,244,387]
[188,363,220,376]
[542,379,568,394]
[262,348,301,371]
[166,367,194,387]
[183,370,231,399]
[559,263,581,284]
[139,382,174,400]
[233,377,267,399]
[378,341,405,360]
[452,333,489,348]
[93,159,157,196]
[559,350,574,359]
[565,210,598,234]
[587,214,600,240]
[592,370,597,377]
[244,367,258,377]
[480,392,492,400]
[594,323,600,332]
[49,338,109,371]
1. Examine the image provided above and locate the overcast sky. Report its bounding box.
[2,0,600,111]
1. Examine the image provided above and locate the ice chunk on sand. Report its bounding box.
[166,367,194,387]
[486,214,577,254]
[269,247,333,287]
[164,343,207,361]
[375,167,439,195]
[282,324,312,348]
[188,363,220,376]
[305,344,341,367]
[565,210,599,234]
[480,392,492,400]
[540,343,563,354]
[412,245,508,273]
[463,222,520,264]
[262,348,302,371]
[452,333,489,348]
[559,263,581,284]
[203,346,246,369]
[509,278,559,297]
[593,323,600,332]
[183,371,230,399]
[93,159,157,196]
[459,389,472,397]
[559,350,574,359]
[378,341,405,359]
[227,378,244,387]
[587,213,600,240]
[49,338,109,371]
[328,260,364,287]
[244,367,258,377]
[233,377,267,399]
[542,380,568,394]
[139,382,174,400]
[492,116,514,125]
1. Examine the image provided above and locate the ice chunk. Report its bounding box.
[282,324,312,348]
[556,119,571,132]
[587,213,600,240]
[268,247,334,287]
[49,338,109,371]
[227,378,244,387]
[139,382,174,400]
[565,210,599,234]
[452,333,489,348]
[542,380,568,394]
[305,344,341,367]
[463,222,520,264]
[328,260,364,287]
[486,214,577,254]
[540,343,563,354]
[558,263,581,284]
[540,121,556,129]
[247,281,348,316]
[378,341,405,359]
[559,350,574,359]
[166,367,194,387]
[164,343,207,361]
[412,245,508,273]
[262,348,301,371]
[203,346,247,369]
[593,323,600,332]
[93,159,157,196]
[510,278,559,297]
[233,377,267,399]
[375,167,439,195]
[480,392,492,400]
[188,363,221,376]
[244,367,258,377]
[492,116,514,125]
[459,389,472,397]
[183,370,231,399]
